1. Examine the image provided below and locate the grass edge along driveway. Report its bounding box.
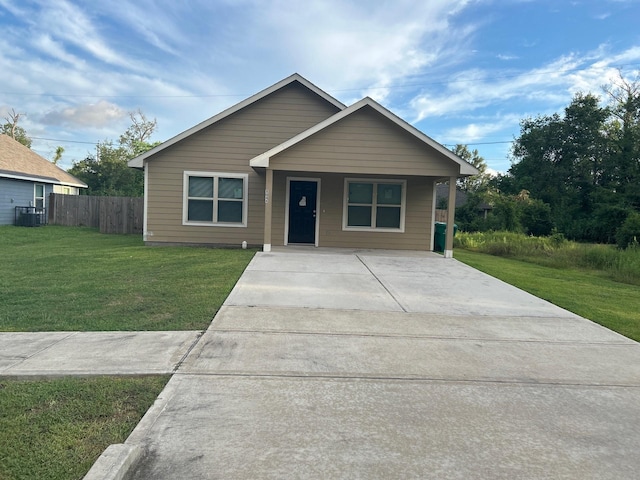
[454,249,640,342]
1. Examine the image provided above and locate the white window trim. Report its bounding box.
[182,171,248,227]
[34,183,45,211]
[342,178,406,233]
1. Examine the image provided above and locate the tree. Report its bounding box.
[616,211,640,249]
[119,110,158,156]
[2,108,31,148]
[507,93,615,239]
[52,146,64,165]
[68,111,160,197]
[603,71,640,209]
[451,144,491,193]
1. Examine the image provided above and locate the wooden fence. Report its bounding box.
[48,193,143,235]
[435,209,448,223]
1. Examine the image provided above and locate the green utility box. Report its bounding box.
[434,222,458,252]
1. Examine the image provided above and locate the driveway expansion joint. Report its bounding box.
[173,331,205,372]
[207,328,636,345]
[172,371,640,389]
[356,253,407,312]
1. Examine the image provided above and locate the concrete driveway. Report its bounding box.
[126,249,640,479]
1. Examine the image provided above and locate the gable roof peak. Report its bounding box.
[250,95,479,176]
[128,73,346,168]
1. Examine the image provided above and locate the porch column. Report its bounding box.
[263,168,273,252]
[445,176,456,258]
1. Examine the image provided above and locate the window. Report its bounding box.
[34,184,45,211]
[343,179,405,231]
[183,172,248,226]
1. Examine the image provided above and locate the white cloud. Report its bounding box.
[32,34,80,65]
[442,114,523,143]
[497,54,518,61]
[90,1,186,56]
[33,0,138,71]
[0,0,28,17]
[410,45,640,122]
[228,0,477,103]
[40,101,127,128]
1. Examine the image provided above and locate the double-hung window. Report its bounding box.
[343,179,406,231]
[183,171,248,226]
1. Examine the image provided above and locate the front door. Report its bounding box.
[288,180,317,244]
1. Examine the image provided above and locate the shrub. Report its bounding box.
[587,205,631,244]
[616,212,640,249]
[520,199,553,236]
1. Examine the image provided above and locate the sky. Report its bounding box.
[1,0,639,174]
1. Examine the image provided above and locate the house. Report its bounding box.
[128,74,478,257]
[0,134,87,225]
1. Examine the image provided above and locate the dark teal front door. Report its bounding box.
[288,180,317,244]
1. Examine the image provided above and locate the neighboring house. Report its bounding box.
[0,134,87,225]
[129,74,478,254]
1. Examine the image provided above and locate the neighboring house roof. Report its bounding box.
[0,134,88,188]
[435,184,492,210]
[129,73,347,168]
[250,97,478,176]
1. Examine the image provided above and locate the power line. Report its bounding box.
[3,63,638,99]
[443,140,513,146]
[31,136,98,145]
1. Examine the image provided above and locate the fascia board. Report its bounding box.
[0,172,87,188]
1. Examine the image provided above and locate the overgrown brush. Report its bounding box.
[454,231,640,285]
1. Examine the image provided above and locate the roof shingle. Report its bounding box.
[0,134,87,187]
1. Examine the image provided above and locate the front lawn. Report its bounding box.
[0,376,168,480]
[0,226,255,331]
[454,249,640,342]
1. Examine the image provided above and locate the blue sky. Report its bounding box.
[1,0,639,173]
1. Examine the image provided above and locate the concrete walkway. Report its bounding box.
[121,250,640,480]
[0,331,200,377]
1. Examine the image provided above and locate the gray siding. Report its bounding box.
[144,81,340,245]
[269,106,460,177]
[0,178,52,225]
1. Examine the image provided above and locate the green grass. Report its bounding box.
[0,376,168,480]
[454,249,640,342]
[0,225,256,331]
[455,230,640,286]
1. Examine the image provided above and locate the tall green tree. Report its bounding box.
[507,93,613,238]
[451,144,491,193]
[503,74,640,243]
[69,111,159,197]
